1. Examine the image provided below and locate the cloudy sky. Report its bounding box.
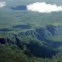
[0,2,6,8]
[27,2,62,13]
[0,0,62,13]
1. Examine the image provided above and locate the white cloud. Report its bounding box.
[0,2,6,8]
[27,2,62,13]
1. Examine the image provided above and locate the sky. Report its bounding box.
[0,0,62,13]
[27,2,62,13]
[0,2,6,8]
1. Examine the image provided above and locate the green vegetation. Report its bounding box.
[0,44,62,62]
[0,4,62,62]
[0,25,62,62]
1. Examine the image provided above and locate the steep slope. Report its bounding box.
[0,24,62,59]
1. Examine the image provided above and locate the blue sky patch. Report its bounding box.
[11,5,27,10]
